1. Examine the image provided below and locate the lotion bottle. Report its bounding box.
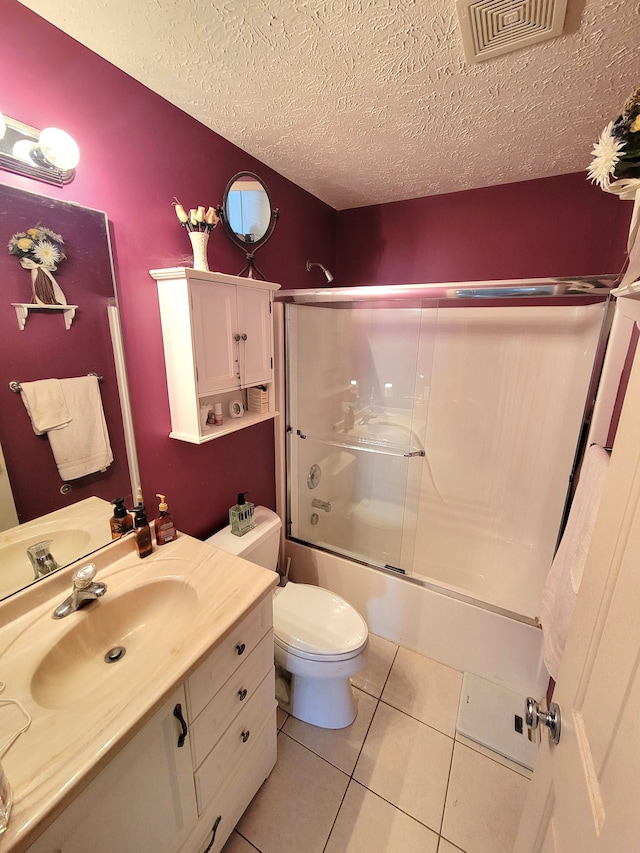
[155,493,177,545]
[133,499,153,558]
[229,492,255,537]
[110,497,133,539]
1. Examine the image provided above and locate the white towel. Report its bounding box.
[45,376,113,481]
[19,379,71,434]
[540,444,610,680]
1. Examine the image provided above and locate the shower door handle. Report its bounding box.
[312,499,331,512]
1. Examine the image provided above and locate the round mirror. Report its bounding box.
[218,172,279,278]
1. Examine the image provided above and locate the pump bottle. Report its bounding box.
[229,492,255,537]
[155,494,177,545]
[133,494,153,558]
[110,497,133,539]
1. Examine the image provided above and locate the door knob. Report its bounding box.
[525,697,561,745]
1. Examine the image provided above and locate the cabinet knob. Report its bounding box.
[238,688,248,701]
[241,729,251,743]
[236,642,246,655]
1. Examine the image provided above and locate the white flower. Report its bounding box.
[33,239,61,269]
[587,122,625,190]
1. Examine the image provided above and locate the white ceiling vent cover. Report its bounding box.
[456,0,568,62]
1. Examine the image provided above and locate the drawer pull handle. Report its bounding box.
[202,815,222,852]
[238,688,248,701]
[236,643,246,655]
[241,729,251,743]
[173,703,188,748]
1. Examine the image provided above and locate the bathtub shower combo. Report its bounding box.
[278,278,615,693]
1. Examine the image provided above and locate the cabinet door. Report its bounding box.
[191,281,238,395]
[236,286,273,387]
[27,687,197,853]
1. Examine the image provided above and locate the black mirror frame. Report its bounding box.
[217,172,279,279]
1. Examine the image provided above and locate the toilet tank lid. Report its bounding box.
[205,505,280,556]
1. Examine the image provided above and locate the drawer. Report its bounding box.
[186,709,277,853]
[194,670,276,815]
[190,630,274,769]
[187,595,272,722]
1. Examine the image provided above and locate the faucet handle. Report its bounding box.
[72,563,97,589]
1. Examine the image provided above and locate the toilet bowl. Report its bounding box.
[206,506,368,729]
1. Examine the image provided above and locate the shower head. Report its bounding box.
[306,260,334,283]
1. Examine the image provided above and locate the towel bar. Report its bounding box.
[9,373,103,393]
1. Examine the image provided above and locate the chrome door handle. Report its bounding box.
[525,697,561,745]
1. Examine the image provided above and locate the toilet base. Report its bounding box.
[275,662,358,729]
[290,672,357,729]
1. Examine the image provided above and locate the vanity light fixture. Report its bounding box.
[306,261,334,283]
[0,112,79,185]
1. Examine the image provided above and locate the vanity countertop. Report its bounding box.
[0,532,277,852]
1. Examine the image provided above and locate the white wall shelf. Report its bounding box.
[11,302,78,330]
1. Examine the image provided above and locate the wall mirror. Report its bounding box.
[218,172,279,279]
[0,183,137,600]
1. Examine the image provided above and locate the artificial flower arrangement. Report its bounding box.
[7,225,68,305]
[588,86,640,290]
[8,226,66,271]
[173,201,219,232]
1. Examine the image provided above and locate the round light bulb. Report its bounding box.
[38,127,80,170]
[0,112,6,141]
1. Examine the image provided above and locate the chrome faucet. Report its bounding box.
[359,387,380,424]
[27,540,59,579]
[53,563,107,618]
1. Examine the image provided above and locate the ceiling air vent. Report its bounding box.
[456,0,568,62]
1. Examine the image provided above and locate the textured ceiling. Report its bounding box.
[19,0,639,210]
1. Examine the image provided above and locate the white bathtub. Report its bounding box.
[285,538,547,698]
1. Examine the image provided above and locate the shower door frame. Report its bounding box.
[277,276,618,624]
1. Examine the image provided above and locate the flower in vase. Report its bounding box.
[8,225,66,271]
[173,199,218,232]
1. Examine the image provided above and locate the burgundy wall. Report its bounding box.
[0,1,335,538]
[336,173,631,286]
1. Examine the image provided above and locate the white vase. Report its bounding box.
[188,231,210,272]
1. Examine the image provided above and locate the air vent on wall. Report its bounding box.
[456,0,568,63]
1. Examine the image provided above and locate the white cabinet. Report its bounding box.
[27,597,277,853]
[27,686,197,853]
[152,267,280,444]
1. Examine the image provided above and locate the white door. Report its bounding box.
[191,280,237,394]
[236,285,273,387]
[514,333,640,851]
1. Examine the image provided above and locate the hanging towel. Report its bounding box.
[45,376,113,481]
[19,379,71,435]
[540,444,610,681]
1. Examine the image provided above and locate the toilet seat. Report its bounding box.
[273,583,368,662]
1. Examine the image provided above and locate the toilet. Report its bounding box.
[207,506,368,729]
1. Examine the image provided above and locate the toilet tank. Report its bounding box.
[206,506,281,571]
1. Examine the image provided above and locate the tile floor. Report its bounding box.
[222,635,532,853]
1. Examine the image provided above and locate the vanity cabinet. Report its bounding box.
[26,596,276,853]
[151,267,280,444]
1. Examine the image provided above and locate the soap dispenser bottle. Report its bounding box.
[155,494,176,545]
[229,492,255,537]
[110,497,133,539]
[133,495,153,558]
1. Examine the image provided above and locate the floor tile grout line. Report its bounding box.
[321,647,401,853]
